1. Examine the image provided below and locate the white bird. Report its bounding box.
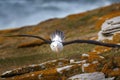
[5,30,120,52]
[50,30,64,52]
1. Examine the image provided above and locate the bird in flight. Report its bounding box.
[5,30,120,52]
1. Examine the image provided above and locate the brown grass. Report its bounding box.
[95,11,120,30]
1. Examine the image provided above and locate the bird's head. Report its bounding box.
[50,41,63,53]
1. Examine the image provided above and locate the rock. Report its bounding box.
[113,33,120,43]
[102,57,120,77]
[1,59,69,78]
[87,52,104,62]
[97,16,120,41]
[82,63,99,73]
[1,61,82,80]
[68,72,115,80]
[4,68,58,80]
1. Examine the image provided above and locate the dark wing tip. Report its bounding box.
[3,34,51,44]
[63,39,120,48]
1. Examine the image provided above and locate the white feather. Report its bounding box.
[50,30,65,52]
[50,30,64,42]
[50,41,63,52]
[52,35,63,42]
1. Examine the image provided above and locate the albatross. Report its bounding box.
[5,30,120,52]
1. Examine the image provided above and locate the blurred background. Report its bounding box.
[0,0,120,30]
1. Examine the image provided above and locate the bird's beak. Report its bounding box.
[56,44,60,53]
[55,47,59,53]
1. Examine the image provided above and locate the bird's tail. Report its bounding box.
[50,30,64,42]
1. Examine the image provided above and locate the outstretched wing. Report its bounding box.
[50,30,64,42]
[63,40,120,48]
[4,34,51,44]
